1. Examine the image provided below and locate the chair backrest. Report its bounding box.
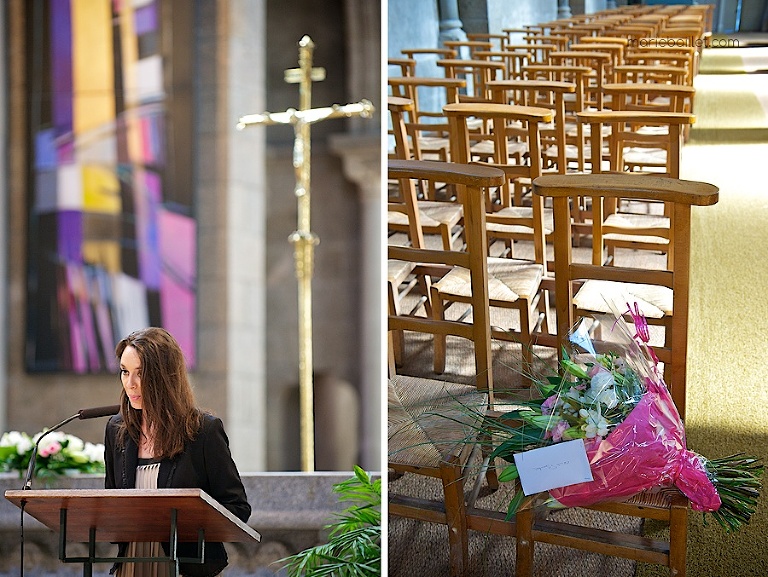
[613,64,689,85]
[602,82,695,114]
[443,101,552,264]
[467,32,508,51]
[487,79,576,173]
[388,76,466,161]
[388,96,415,160]
[474,50,532,80]
[388,76,466,123]
[400,47,457,61]
[577,109,695,179]
[532,172,719,418]
[549,50,612,108]
[388,159,506,397]
[388,58,416,78]
[437,59,506,103]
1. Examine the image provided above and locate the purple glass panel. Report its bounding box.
[50,0,73,138]
[134,2,158,35]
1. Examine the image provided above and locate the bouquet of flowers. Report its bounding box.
[489,304,763,533]
[0,430,105,478]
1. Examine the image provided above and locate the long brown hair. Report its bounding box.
[115,327,203,459]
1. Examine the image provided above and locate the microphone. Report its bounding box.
[22,405,120,490]
[78,405,120,420]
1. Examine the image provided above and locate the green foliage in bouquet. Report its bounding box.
[279,466,381,577]
[0,430,105,478]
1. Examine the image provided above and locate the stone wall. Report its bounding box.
[0,472,372,576]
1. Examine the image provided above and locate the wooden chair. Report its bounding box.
[624,50,695,86]
[401,47,457,62]
[474,50,532,80]
[577,109,696,270]
[613,64,689,86]
[514,172,719,577]
[388,159,505,577]
[549,50,612,109]
[467,32,507,51]
[388,57,417,78]
[507,42,557,66]
[388,76,466,162]
[437,59,506,104]
[387,97,464,251]
[434,102,554,376]
[443,40,493,59]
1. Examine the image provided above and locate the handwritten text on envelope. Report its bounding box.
[513,439,594,495]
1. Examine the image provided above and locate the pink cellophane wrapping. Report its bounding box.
[549,377,721,512]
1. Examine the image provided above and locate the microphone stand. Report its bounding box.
[20,411,80,577]
[22,411,80,491]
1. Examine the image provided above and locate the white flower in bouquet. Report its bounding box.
[1,431,33,455]
[585,371,619,409]
[36,431,65,458]
[65,434,85,452]
[83,442,105,465]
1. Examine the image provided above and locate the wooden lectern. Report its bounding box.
[5,488,261,577]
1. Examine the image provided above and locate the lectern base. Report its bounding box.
[58,508,205,577]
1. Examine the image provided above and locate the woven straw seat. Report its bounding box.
[387,200,462,231]
[470,138,527,160]
[603,212,670,245]
[435,257,544,303]
[486,206,554,237]
[573,279,672,319]
[388,376,487,469]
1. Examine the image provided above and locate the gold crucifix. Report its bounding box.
[237,36,374,472]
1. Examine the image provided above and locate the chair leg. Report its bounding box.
[669,496,688,577]
[441,459,470,577]
[388,281,405,367]
[515,506,535,577]
[431,286,448,373]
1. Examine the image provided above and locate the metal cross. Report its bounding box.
[237,36,374,472]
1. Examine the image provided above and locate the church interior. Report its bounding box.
[387,0,768,576]
[0,0,768,575]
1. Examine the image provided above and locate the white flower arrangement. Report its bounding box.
[0,430,105,478]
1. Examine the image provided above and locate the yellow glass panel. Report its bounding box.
[72,0,115,135]
[82,165,120,213]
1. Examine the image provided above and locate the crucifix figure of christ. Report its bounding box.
[237,36,374,472]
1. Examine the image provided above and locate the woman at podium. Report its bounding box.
[104,327,252,577]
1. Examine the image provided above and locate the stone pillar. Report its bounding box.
[558,0,573,19]
[439,0,468,45]
[329,134,381,471]
[196,0,267,471]
[607,0,617,9]
[334,0,381,471]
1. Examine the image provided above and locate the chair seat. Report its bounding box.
[574,279,672,319]
[487,206,554,236]
[388,201,463,228]
[470,139,528,159]
[388,259,416,286]
[544,143,605,161]
[435,257,544,303]
[623,147,667,166]
[603,212,670,245]
[418,135,451,152]
[388,376,488,468]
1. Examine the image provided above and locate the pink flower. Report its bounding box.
[39,441,61,458]
[541,395,559,415]
[546,420,570,442]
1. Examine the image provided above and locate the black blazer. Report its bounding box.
[105,413,252,577]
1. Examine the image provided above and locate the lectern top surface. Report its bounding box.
[5,488,261,544]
